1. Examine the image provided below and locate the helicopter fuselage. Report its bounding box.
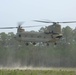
[15,31,62,45]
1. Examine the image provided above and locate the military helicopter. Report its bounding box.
[16,21,63,46]
[0,20,76,46]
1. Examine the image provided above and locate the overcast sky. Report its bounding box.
[0,0,76,33]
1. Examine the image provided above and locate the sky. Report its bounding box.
[0,0,76,33]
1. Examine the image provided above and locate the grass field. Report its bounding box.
[0,68,76,75]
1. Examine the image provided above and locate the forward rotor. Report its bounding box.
[0,25,46,29]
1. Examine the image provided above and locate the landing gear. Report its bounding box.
[54,42,57,45]
[26,43,29,46]
[33,42,36,45]
[47,43,49,46]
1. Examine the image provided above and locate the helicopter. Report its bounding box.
[0,20,76,46]
[15,21,62,46]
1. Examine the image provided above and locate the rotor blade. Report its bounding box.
[0,24,48,29]
[34,20,76,24]
[58,21,76,23]
[33,20,54,23]
[0,27,17,29]
[23,25,48,28]
[18,21,25,25]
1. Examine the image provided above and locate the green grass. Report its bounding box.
[0,69,76,75]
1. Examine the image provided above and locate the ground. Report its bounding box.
[0,67,76,75]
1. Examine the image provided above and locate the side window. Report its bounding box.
[31,35,33,37]
[37,36,41,38]
[19,34,21,37]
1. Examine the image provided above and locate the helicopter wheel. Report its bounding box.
[33,42,36,45]
[26,43,29,46]
[46,43,49,46]
[54,42,57,45]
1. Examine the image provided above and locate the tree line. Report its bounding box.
[0,26,76,67]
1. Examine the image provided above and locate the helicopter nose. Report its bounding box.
[56,34,63,39]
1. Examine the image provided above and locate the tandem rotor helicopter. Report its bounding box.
[0,20,76,46]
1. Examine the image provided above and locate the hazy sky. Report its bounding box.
[0,0,76,33]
